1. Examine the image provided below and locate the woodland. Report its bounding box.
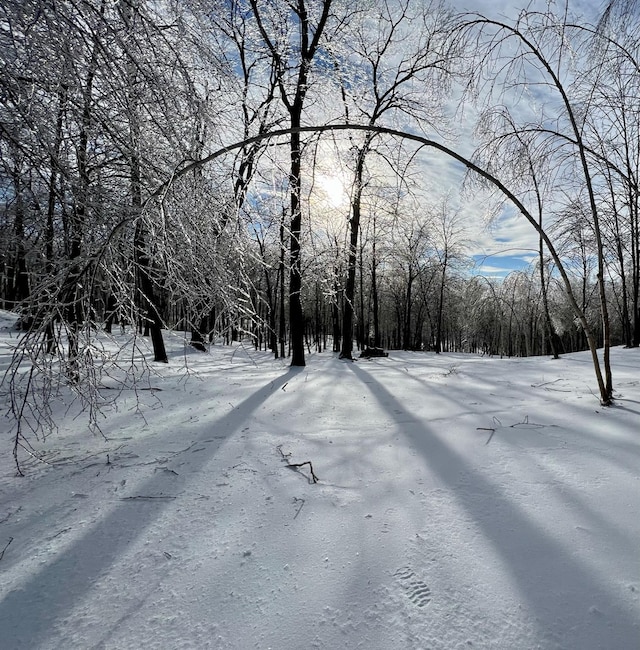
[1,0,639,458]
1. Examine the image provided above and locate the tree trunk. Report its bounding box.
[279,210,287,359]
[340,149,367,359]
[134,223,168,363]
[404,272,414,350]
[371,231,380,348]
[124,0,166,364]
[189,307,208,352]
[435,254,447,354]
[288,119,305,366]
[539,235,559,359]
[9,159,30,307]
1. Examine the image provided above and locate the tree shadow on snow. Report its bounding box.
[346,361,638,649]
[0,368,299,649]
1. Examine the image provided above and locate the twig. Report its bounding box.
[16,443,55,468]
[47,527,72,541]
[154,466,178,475]
[99,385,162,391]
[231,462,257,474]
[120,494,176,501]
[277,445,319,483]
[531,378,562,388]
[509,415,545,428]
[288,461,319,483]
[0,507,22,525]
[293,497,305,519]
[0,537,13,561]
[477,419,500,445]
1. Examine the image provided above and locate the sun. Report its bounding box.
[318,174,350,209]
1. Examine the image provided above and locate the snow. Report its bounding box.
[0,310,638,649]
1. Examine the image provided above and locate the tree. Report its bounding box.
[2,0,241,469]
[455,7,636,403]
[332,0,453,359]
[248,0,336,366]
[430,205,468,353]
[565,0,640,346]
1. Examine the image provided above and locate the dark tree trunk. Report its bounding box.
[190,308,208,352]
[279,211,287,359]
[289,123,305,366]
[539,235,560,358]
[358,238,365,350]
[64,20,102,383]
[123,0,166,364]
[340,149,367,359]
[134,223,167,363]
[371,234,380,348]
[403,272,414,350]
[104,292,119,334]
[435,254,447,354]
[7,149,30,309]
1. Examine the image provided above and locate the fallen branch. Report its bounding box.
[509,415,546,429]
[120,495,177,500]
[477,418,501,445]
[360,347,388,359]
[16,442,55,468]
[99,385,162,391]
[277,445,319,483]
[230,462,257,474]
[0,507,22,525]
[531,378,563,388]
[293,497,305,519]
[46,527,72,541]
[0,537,13,561]
[288,461,319,483]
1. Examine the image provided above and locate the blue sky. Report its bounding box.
[420,0,605,279]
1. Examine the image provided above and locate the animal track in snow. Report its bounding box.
[394,567,432,607]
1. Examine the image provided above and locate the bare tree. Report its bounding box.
[332,0,453,359]
[455,7,632,403]
[248,0,337,366]
[431,205,468,353]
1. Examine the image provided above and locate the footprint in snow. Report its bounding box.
[394,567,432,608]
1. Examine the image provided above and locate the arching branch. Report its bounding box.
[142,121,612,402]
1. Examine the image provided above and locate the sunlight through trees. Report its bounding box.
[2,0,639,458]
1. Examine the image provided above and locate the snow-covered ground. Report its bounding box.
[0,310,638,649]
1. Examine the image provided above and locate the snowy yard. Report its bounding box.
[1,316,638,649]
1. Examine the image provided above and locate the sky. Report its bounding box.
[419,0,606,278]
[451,0,603,21]
[190,0,604,281]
